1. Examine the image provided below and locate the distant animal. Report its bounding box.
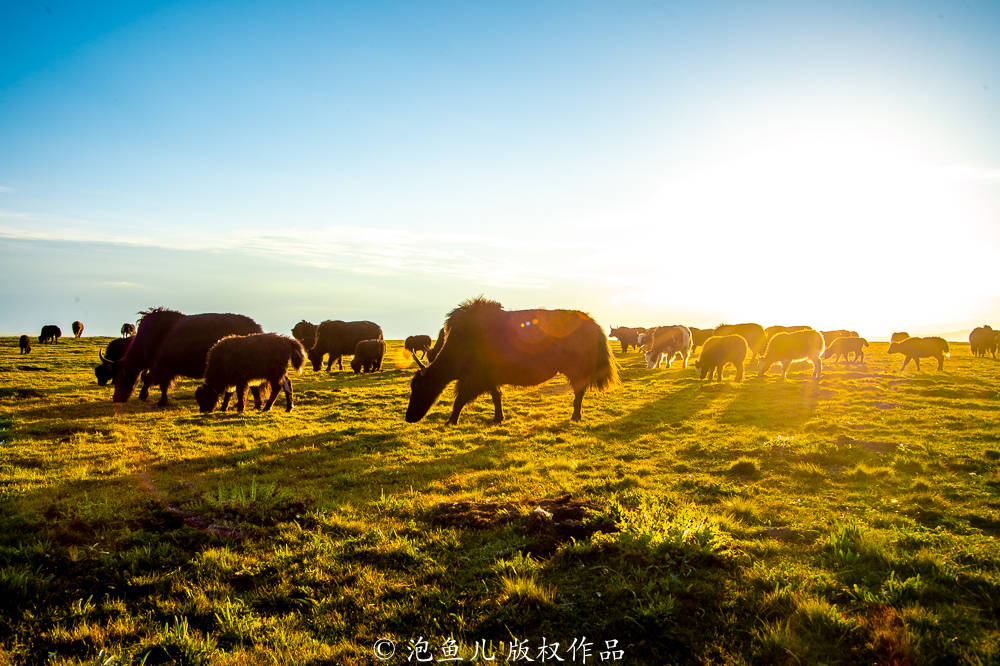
[695,334,748,382]
[427,328,446,363]
[72,321,84,338]
[404,335,433,360]
[764,325,811,342]
[19,335,31,354]
[351,339,386,374]
[95,337,133,386]
[39,325,61,343]
[291,320,318,348]
[121,323,136,337]
[822,336,869,364]
[714,323,766,358]
[689,327,715,352]
[759,329,825,379]
[308,320,383,371]
[888,336,949,371]
[406,297,618,424]
[969,325,997,360]
[821,329,859,346]
[890,332,910,343]
[642,325,692,369]
[609,326,643,354]
[195,333,305,413]
[114,307,187,403]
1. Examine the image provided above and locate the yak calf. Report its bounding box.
[39,325,61,343]
[351,339,386,373]
[822,336,868,364]
[696,334,748,381]
[196,334,305,413]
[969,325,997,360]
[759,329,825,379]
[888,336,949,371]
[405,335,433,360]
[19,335,31,354]
[643,325,692,369]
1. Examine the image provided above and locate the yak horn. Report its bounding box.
[99,350,108,362]
[412,351,427,371]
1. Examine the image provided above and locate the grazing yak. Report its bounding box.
[39,325,61,343]
[695,334,748,382]
[890,332,910,343]
[888,336,949,371]
[821,329,859,346]
[406,297,617,424]
[291,320,318,348]
[714,323,766,358]
[643,325,692,369]
[308,320,383,371]
[764,325,811,342]
[609,326,643,354]
[121,323,136,337]
[689,326,715,352]
[195,334,305,413]
[823,336,869,364]
[427,328,446,363]
[114,307,187,403]
[404,334,433,360]
[19,335,31,354]
[95,337,133,385]
[72,321,84,338]
[351,339,386,373]
[969,325,997,359]
[759,329,825,379]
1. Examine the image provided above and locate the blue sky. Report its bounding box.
[2,1,998,338]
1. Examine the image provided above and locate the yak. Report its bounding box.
[969,325,997,359]
[351,339,386,374]
[404,335,433,360]
[95,337,133,386]
[121,323,136,337]
[308,320,383,371]
[689,326,715,352]
[291,320,318,348]
[19,335,31,354]
[888,336,949,371]
[427,328,445,362]
[643,325,692,369]
[39,325,61,343]
[406,297,618,424]
[609,326,643,354]
[822,336,869,364]
[695,334,748,381]
[72,321,84,338]
[764,325,812,344]
[759,329,825,379]
[821,329,859,346]
[714,323,766,358]
[890,332,910,343]
[114,307,187,402]
[195,333,305,413]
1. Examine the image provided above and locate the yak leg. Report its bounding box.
[156,380,171,407]
[571,386,587,421]
[338,355,344,371]
[900,357,910,371]
[490,387,504,424]
[447,381,479,425]
[283,376,294,411]
[936,354,944,371]
[682,350,689,369]
[780,361,790,379]
[235,383,249,413]
[914,357,921,371]
[758,361,771,377]
[262,378,282,412]
[219,391,233,411]
[250,385,264,410]
[813,356,822,378]
[735,361,744,382]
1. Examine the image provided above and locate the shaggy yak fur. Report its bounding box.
[969,325,997,360]
[609,326,643,354]
[643,325,692,369]
[714,323,766,358]
[689,326,715,352]
[406,297,618,424]
[427,328,445,363]
[39,325,61,343]
[821,329,859,346]
[888,336,950,371]
[759,329,825,379]
[695,334,748,381]
[72,321,84,338]
[890,332,910,343]
[291,320,318,348]
[404,335,433,360]
[121,323,136,337]
[195,333,305,413]
[95,337,133,386]
[822,336,869,364]
[308,320,383,371]
[764,325,811,345]
[19,335,31,354]
[114,307,187,403]
[351,339,386,374]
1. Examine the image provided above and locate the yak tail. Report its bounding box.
[289,340,307,374]
[590,336,620,391]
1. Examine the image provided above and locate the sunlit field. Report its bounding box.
[1,335,998,664]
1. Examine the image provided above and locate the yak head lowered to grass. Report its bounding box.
[405,297,618,425]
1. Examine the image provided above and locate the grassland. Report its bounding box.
[0,335,998,664]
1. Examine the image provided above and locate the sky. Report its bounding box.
[1,0,998,339]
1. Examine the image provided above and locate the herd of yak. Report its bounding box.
[11,300,1000,423]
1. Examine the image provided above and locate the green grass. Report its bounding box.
[1,336,998,664]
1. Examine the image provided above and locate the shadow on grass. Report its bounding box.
[717,377,822,429]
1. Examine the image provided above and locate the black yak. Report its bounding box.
[609,326,643,354]
[39,325,61,343]
[142,313,264,406]
[714,323,766,358]
[404,334,433,360]
[195,334,305,413]
[427,328,445,363]
[114,307,187,403]
[969,325,997,359]
[351,339,386,373]
[291,320,318,347]
[19,335,31,354]
[695,334,748,381]
[759,329,825,379]
[95,337,133,386]
[888,336,949,371]
[642,325,692,369]
[406,297,618,424]
[823,336,869,364]
[121,323,136,337]
[72,321,84,338]
[308,320,383,371]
